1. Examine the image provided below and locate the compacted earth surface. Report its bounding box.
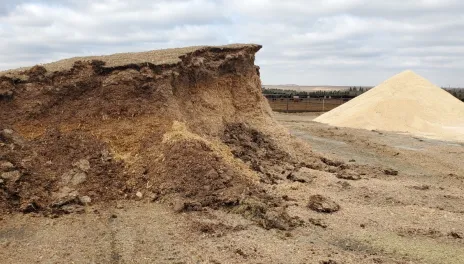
[1,112,463,264]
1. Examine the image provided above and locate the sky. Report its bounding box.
[0,0,463,86]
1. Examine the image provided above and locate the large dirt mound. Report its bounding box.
[314,70,464,142]
[0,44,334,227]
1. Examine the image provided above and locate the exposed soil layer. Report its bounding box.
[0,128,126,214]
[1,44,343,230]
[1,44,276,215]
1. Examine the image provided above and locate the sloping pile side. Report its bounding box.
[314,70,464,142]
[0,44,340,227]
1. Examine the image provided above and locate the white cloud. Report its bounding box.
[0,0,463,86]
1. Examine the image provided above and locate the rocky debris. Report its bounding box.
[0,128,13,138]
[20,201,41,213]
[60,159,90,186]
[232,198,302,230]
[173,200,185,212]
[173,199,203,213]
[61,169,87,186]
[336,181,351,189]
[411,185,430,190]
[52,187,79,208]
[0,161,15,172]
[148,192,159,202]
[100,150,112,162]
[79,196,92,205]
[0,85,14,100]
[0,128,24,145]
[287,167,314,183]
[307,195,340,213]
[0,170,21,182]
[336,169,361,180]
[384,169,398,176]
[72,159,90,172]
[262,209,300,231]
[320,157,344,167]
[449,231,463,239]
[282,195,297,202]
[320,260,339,264]
[234,248,248,258]
[60,204,85,214]
[51,188,90,213]
[222,123,310,185]
[135,191,143,199]
[397,227,444,238]
[308,217,328,228]
[194,221,246,237]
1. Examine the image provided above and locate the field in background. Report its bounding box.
[267,97,348,112]
[264,85,351,92]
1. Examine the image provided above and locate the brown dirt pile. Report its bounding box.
[0,44,344,228]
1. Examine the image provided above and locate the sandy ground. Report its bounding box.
[1,112,463,264]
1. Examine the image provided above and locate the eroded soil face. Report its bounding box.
[0,45,275,216]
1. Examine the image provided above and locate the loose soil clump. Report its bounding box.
[307,194,340,213]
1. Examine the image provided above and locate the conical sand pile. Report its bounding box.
[314,70,464,142]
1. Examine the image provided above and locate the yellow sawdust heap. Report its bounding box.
[314,70,464,142]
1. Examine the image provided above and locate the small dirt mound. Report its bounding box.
[307,195,340,213]
[231,197,303,230]
[151,122,257,209]
[222,123,326,184]
[336,169,361,180]
[222,123,296,183]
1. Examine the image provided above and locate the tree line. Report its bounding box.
[443,88,464,102]
[262,86,464,102]
[262,86,371,99]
